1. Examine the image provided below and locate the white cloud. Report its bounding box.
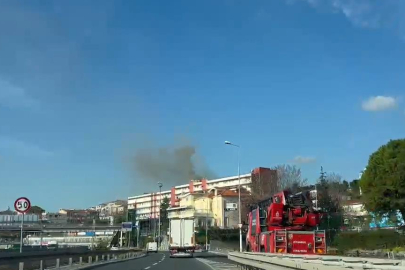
[0,79,39,109]
[292,0,405,38]
[292,156,316,164]
[362,96,397,112]
[0,136,53,158]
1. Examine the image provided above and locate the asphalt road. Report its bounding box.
[94,252,238,270]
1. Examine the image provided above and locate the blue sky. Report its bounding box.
[1,0,404,212]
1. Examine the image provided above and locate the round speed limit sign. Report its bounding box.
[14,197,31,214]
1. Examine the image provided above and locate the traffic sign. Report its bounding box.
[14,197,31,214]
[121,222,133,232]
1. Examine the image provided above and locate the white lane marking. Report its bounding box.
[145,267,151,270]
[196,258,239,270]
[153,263,158,265]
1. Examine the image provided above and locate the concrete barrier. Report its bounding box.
[228,252,405,270]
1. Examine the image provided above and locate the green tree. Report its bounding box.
[316,167,346,244]
[317,168,343,213]
[160,197,170,232]
[360,139,405,220]
[95,238,110,250]
[114,215,126,224]
[349,179,361,198]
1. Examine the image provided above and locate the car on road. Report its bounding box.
[146,241,158,253]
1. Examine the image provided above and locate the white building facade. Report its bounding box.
[127,173,253,221]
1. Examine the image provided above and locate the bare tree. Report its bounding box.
[326,172,346,208]
[317,171,347,213]
[240,165,309,223]
[275,164,308,193]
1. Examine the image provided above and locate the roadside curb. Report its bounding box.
[208,251,228,257]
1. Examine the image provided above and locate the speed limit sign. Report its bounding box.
[14,197,31,214]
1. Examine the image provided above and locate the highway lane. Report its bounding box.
[94,251,238,270]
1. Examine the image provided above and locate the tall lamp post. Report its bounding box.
[225,140,242,252]
[204,197,209,250]
[158,182,163,247]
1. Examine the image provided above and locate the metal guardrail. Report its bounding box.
[0,247,89,259]
[12,251,145,270]
[228,252,405,270]
[0,225,121,230]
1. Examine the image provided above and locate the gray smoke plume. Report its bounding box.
[133,144,216,187]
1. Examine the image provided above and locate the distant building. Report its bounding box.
[93,200,127,220]
[341,200,368,217]
[167,187,243,230]
[168,193,214,229]
[59,209,99,223]
[128,167,276,223]
[358,168,366,179]
[41,212,68,224]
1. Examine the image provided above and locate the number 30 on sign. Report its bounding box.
[14,197,31,214]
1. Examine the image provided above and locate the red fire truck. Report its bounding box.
[246,190,327,254]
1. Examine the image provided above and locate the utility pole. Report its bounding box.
[316,166,326,230]
[39,217,43,250]
[158,182,163,248]
[92,218,95,250]
[225,140,242,252]
[20,213,24,253]
[205,198,208,251]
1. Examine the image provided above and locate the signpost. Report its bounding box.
[14,197,31,253]
[121,222,133,247]
[121,221,133,232]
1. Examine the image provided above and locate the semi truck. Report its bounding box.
[169,218,195,258]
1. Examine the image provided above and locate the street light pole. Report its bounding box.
[158,182,163,248]
[205,198,208,250]
[225,141,242,253]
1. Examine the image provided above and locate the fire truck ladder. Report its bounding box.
[314,230,327,254]
[257,198,271,233]
[274,229,287,253]
[259,208,267,232]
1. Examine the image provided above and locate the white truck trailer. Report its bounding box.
[169,218,195,258]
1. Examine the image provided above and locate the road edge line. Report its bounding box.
[195,258,217,270]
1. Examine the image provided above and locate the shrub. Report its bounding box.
[334,230,405,252]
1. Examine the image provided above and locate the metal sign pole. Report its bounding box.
[136,223,140,247]
[20,213,24,253]
[120,230,123,247]
[14,197,31,254]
